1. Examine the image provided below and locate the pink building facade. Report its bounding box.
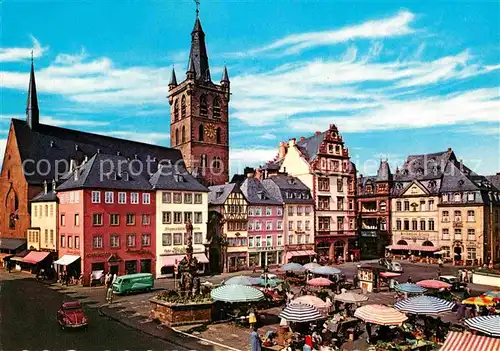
[240,176,284,268]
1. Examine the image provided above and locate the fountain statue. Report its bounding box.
[177,220,199,296]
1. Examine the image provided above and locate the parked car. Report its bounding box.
[439,275,467,291]
[113,273,154,295]
[57,301,88,330]
[378,259,404,273]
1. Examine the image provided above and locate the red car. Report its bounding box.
[57,301,88,330]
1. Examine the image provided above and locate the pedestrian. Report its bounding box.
[462,270,467,283]
[248,308,257,329]
[65,270,71,286]
[250,326,261,351]
[350,253,354,262]
[467,270,473,283]
[458,269,463,282]
[366,322,372,343]
[407,276,412,283]
[106,277,113,303]
[438,258,443,268]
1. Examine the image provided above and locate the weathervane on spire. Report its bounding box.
[31,50,34,64]
[194,0,200,18]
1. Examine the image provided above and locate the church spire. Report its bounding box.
[221,65,230,83]
[26,52,39,130]
[187,2,211,83]
[169,67,178,89]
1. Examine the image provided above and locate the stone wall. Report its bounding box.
[149,298,213,326]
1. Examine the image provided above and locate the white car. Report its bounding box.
[390,262,403,272]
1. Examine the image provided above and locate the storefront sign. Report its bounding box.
[361,230,377,237]
[286,244,315,251]
[401,235,428,241]
[163,226,203,231]
[248,246,284,253]
[163,245,205,254]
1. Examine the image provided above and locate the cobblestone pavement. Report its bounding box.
[7,261,494,351]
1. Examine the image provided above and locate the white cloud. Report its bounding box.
[260,133,277,140]
[230,10,415,57]
[0,36,47,62]
[229,147,278,173]
[0,139,7,167]
[0,114,109,127]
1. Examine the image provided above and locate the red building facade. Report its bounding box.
[357,160,392,259]
[57,154,157,285]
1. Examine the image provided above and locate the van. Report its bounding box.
[112,273,154,295]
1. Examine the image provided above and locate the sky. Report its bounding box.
[1,0,499,177]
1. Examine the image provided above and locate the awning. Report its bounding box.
[440,331,500,351]
[386,244,438,252]
[285,250,317,261]
[22,251,51,264]
[0,238,26,250]
[0,253,14,261]
[54,255,80,266]
[160,253,209,267]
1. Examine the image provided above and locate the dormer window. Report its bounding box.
[429,180,437,188]
[122,171,129,181]
[174,174,184,183]
[287,178,295,185]
[216,190,224,198]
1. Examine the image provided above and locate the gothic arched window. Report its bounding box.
[199,124,204,141]
[174,100,179,121]
[212,156,222,169]
[200,94,208,117]
[216,127,222,144]
[200,154,207,168]
[213,97,221,119]
[181,95,186,119]
[175,128,179,145]
[181,126,186,143]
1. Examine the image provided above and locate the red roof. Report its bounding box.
[22,251,50,264]
[440,331,500,351]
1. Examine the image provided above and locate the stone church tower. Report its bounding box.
[168,14,230,186]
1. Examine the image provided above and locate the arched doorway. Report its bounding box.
[454,246,462,262]
[396,240,408,245]
[422,241,433,247]
[316,242,330,262]
[333,240,345,261]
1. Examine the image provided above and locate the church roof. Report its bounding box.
[376,160,392,182]
[11,118,183,185]
[188,17,211,82]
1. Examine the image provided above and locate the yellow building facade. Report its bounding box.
[28,185,58,252]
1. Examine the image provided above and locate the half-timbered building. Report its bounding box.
[208,183,248,272]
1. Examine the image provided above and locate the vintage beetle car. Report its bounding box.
[439,275,467,291]
[57,301,88,330]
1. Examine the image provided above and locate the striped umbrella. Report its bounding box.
[307,277,333,287]
[464,315,500,337]
[354,304,408,326]
[279,303,324,323]
[280,263,305,272]
[416,279,451,289]
[334,292,369,304]
[311,266,342,276]
[395,283,427,294]
[254,278,284,287]
[210,284,264,303]
[304,262,321,271]
[224,276,256,286]
[290,296,329,315]
[462,295,495,306]
[394,295,454,315]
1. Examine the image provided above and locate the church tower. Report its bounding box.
[168,11,230,186]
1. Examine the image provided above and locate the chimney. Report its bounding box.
[299,136,305,141]
[52,179,57,193]
[447,147,452,152]
[43,180,48,194]
[279,142,287,158]
[246,171,254,178]
[69,159,76,172]
[255,167,263,180]
[73,169,78,181]
[289,138,296,147]
[315,131,321,136]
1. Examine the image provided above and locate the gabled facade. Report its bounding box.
[262,173,315,264]
[357,160,392,259]
[168,16,230,186]
[240,175,284,268]
[278,124,357,263]
[208,183,248,272]
[151,164,209,277]
[28,181,58,252]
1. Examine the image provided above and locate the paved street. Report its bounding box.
[1,261,494,351]
[0,272,217,351]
